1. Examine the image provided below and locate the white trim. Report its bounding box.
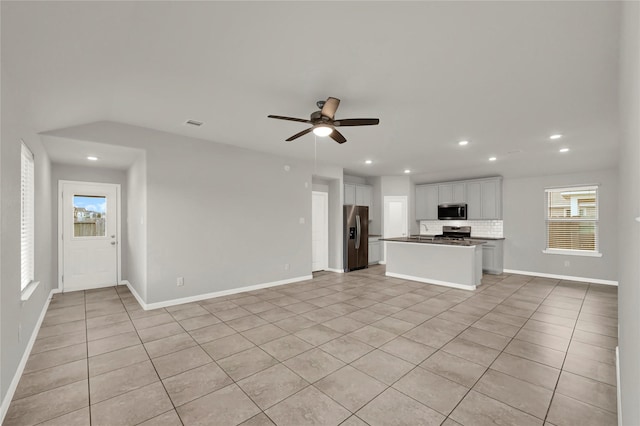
[325,268,344,274]
[616,346,622,426]
[20,280,41,301]
[378,260,386,265]
[1,289,57,424]
[386,271,476,291]
[544,184,599,192]
[542,249,602,257]
[126,275,313,310]
[503,269,618,286]
[58,180,122,292]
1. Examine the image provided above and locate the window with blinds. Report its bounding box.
[21,141,35,291]
[545,185,599,254]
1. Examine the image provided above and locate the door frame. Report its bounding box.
[57,180,122,291]
[311,191,329,272]
[382,195,408,264]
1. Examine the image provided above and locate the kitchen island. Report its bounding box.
[380,237,485,290]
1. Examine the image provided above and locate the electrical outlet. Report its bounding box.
[564,260,570,267]
[177,277,184,287]
[284,264,290,271]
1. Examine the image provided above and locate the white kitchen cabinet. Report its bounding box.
[466,181,482,219]
[415,184,439,220]
[438,183,465,204]
[344,183,356,205]
[480,179,501,219]
[368,239,381,264]
[481,239,504,274]
[344,183,373,219]
[465,177,502,220]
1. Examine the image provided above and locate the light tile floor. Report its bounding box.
[5,266,618,425]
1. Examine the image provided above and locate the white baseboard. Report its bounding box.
[325,268,344,273]
[1,289,56,424]
[125,275,313,311]
[502,269,618,286]
[616,346,622,426]
[378,260,386,265]
[386,272,476,291]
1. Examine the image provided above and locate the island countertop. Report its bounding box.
[380,237,486,247]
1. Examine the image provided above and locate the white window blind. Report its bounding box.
[545,185,598,253]
[21,141,35,291]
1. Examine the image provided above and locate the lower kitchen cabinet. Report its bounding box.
[481,240,504,274]
[368,240,381,264]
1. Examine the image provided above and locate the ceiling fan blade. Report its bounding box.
[285,127,313,141]
[329,129,347,144]
[268,115,312,124]
[333,118,380,127]
[321,97,340,120]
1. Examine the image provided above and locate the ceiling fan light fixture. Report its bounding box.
[313,126,333,137]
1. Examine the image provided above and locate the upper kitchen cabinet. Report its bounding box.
[356,184,372,208]
[344,183,356,205]
[415,184,439,220]
[415,177,503,221]
[344,183,374,219]
[438,183,466,204]
[465,177,502,219]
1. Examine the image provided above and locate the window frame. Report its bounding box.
[21,141,38,299]
[543,185,602,257]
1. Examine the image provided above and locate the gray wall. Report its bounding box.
[46,122,314,304]
[126,154,148,300]
[0,133,54,406]
[50,163,129,284]
[369,176,382,235]
[503,169,618,281]
[618,2,640,424]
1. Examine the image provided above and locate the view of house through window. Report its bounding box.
[20,141,35,291]
[545,185,598,253]
[74,195,107,237]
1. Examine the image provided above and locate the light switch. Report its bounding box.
[299,217,305,224]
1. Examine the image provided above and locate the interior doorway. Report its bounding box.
[383,195,408,263]
[312,191,329,271]
[59,181,121,292]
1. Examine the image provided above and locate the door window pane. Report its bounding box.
[74,195,106,237]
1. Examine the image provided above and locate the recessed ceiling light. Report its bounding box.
[87,156,98,161]
[559,148,569,153]
[488,157,497,161]
[550,134,563,140]
[365,160,372,164]
[458,140,469,146]
[404,169,411,174]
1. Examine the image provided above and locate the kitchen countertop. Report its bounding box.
[417,234,505,241]
[380,237,486,247]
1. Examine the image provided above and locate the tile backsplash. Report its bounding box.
[419,220,503,238]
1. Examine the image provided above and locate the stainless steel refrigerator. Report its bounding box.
[344,205,369,272]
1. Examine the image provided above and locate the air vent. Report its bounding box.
[185,120,203,127]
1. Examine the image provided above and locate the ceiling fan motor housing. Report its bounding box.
[310,110,330,123]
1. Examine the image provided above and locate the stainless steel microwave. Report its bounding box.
[438,203,467,220]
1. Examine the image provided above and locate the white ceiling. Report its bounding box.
[2,1,621,182]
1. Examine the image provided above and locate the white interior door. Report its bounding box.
[312,191,329,272]
[61,181,120,291]
[383,196,408,263]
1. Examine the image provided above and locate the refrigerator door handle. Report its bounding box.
[355,215,361,250]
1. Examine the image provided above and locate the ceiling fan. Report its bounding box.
[268,97,380,144]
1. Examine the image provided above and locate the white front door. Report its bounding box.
[383,196,408,263]
[312,191,329,272]
[61,181,120,291]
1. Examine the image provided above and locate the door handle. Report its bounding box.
[355,215,361,250]
[111,241,116,245]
